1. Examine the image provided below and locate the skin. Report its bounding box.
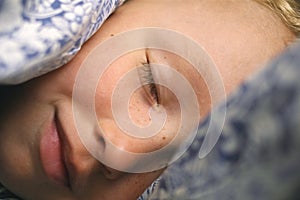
[0,0,296,199]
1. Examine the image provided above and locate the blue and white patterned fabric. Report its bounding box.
[0,0,125,84]
[140,42,300,200]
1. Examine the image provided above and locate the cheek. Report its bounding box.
[95,82,181,153]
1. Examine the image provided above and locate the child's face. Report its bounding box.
[0,0,295,199]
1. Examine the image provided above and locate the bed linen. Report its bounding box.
[0,0,125,84]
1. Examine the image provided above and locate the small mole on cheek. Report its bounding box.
[162,136,166,140]
[163,56,167,59]
[110,33,114,37]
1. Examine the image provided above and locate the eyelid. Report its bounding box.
[137,62,160,106]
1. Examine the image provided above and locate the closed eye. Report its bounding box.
[137,62,160,107]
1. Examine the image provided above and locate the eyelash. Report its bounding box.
[138,62,160,106]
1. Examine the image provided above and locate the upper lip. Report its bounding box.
[54,114,72,188]
[54,109,90,191]
[39,113,70,187]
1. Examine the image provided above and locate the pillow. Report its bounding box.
[0,0,125,84]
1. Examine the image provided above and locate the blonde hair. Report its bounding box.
[255,0,300,36]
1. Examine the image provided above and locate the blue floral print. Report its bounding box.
[0,0,125,84]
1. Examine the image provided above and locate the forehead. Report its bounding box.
[76,0,294,94]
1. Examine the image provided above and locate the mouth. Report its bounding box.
[39,114,69,187]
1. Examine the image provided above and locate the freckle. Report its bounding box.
[162,136,166,140]
[164,56,167,59]
[110,33,114,37]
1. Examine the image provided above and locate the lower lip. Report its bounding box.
[40,117,68,186]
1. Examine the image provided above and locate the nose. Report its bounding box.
[65,138,125,189]
[101,165,123,180]
[61,119,124,190]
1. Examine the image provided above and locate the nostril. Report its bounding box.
[101,164,123,180]
[93,126,106,154]
[92,127,123,180]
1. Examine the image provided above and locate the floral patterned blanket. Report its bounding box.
[0,0,124,84]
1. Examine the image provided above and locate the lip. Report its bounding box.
[40,115,69,187]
